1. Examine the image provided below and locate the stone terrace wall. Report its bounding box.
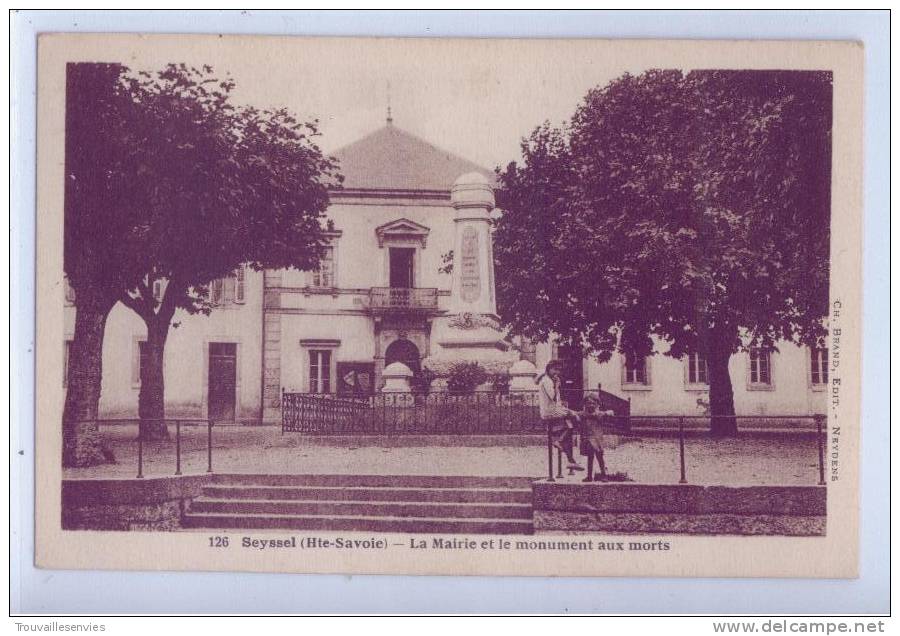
[62,474,213,531]
[533,482,826,536]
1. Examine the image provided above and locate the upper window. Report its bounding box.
[152,279,167,303]
[210,266,246,305]
[623,354,649,386]
[310,246,335,288]
[686,352,709,385]
[748,347,772,386]
[810,347,828,386]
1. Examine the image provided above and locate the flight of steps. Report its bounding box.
[183,474,535,534]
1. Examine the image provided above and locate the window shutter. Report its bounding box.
[64,279,76,304]
[322,350,332,392]
[235,267,245,303]
[131,341,142,385]
[210,279,223,304]
[309,351,319,393]
[322,247,334,287]
[224,276,235,303]
[63,341,71,387]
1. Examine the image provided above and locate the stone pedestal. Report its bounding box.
[381,362,413,393]
[509,359,538,391]
[425,172,519,378]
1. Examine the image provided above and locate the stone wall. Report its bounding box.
[533,482,826,536]
[62,474,213,531]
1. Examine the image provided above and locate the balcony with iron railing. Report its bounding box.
[367,287,439,314]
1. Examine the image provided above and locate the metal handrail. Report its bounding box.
[73,409,828,486]
[281,391,827,486]
[71,418,214,479]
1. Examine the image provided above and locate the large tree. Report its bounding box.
[112,64,339,438]
[63,62,339,459]
[63,63,154,465]
[494,70,832,435]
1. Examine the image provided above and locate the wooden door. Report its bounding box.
[208,342,236,422]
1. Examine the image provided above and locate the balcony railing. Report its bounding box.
[368,287,438,313]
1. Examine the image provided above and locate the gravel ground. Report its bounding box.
[64,424,823,486]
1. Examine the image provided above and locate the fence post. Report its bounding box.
[206,420,213,473]
[136,425,144,479]
[174,420,182,476]
[546,426,555,482]
[678,416,687,484]
[815,414,826,486]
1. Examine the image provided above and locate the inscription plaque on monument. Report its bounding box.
[460,225,480,303]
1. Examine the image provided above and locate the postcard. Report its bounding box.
[35,34,862,577]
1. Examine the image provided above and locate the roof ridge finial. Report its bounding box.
[386,80,393,125]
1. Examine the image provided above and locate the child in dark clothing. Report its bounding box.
[578,395,614,482]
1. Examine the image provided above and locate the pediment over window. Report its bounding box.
[375,218,431,248]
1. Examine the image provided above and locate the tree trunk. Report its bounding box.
[707,338,737,437]
[62,292,116,467]
[138,315,172,440]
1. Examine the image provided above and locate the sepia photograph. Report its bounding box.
[32,33,863,579]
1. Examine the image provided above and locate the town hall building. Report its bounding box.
[63,119,829,424]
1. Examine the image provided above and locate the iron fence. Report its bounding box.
[282,391,545,435]
[281,391,827,486]
[281,390,821,436]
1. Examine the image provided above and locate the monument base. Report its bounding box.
[423,313,521,378]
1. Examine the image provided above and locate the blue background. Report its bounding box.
[10,10,890,614]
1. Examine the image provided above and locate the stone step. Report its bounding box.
[190,497,534,519]
[182,511,534,535]
[212,474,535,489]
[202,484,533,504]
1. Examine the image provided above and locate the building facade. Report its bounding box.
[63,122,829,423]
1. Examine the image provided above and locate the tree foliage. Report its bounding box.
[113,63,340,433]
[494,70,832,432]
[116,63,339,320]
[64,62,340,450]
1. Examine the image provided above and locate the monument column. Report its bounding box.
[424,173,518,378]
[449,172,497,316]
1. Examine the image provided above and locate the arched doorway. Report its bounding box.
[384,338,421,373]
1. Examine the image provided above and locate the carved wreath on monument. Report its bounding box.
[448,312,500,331]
